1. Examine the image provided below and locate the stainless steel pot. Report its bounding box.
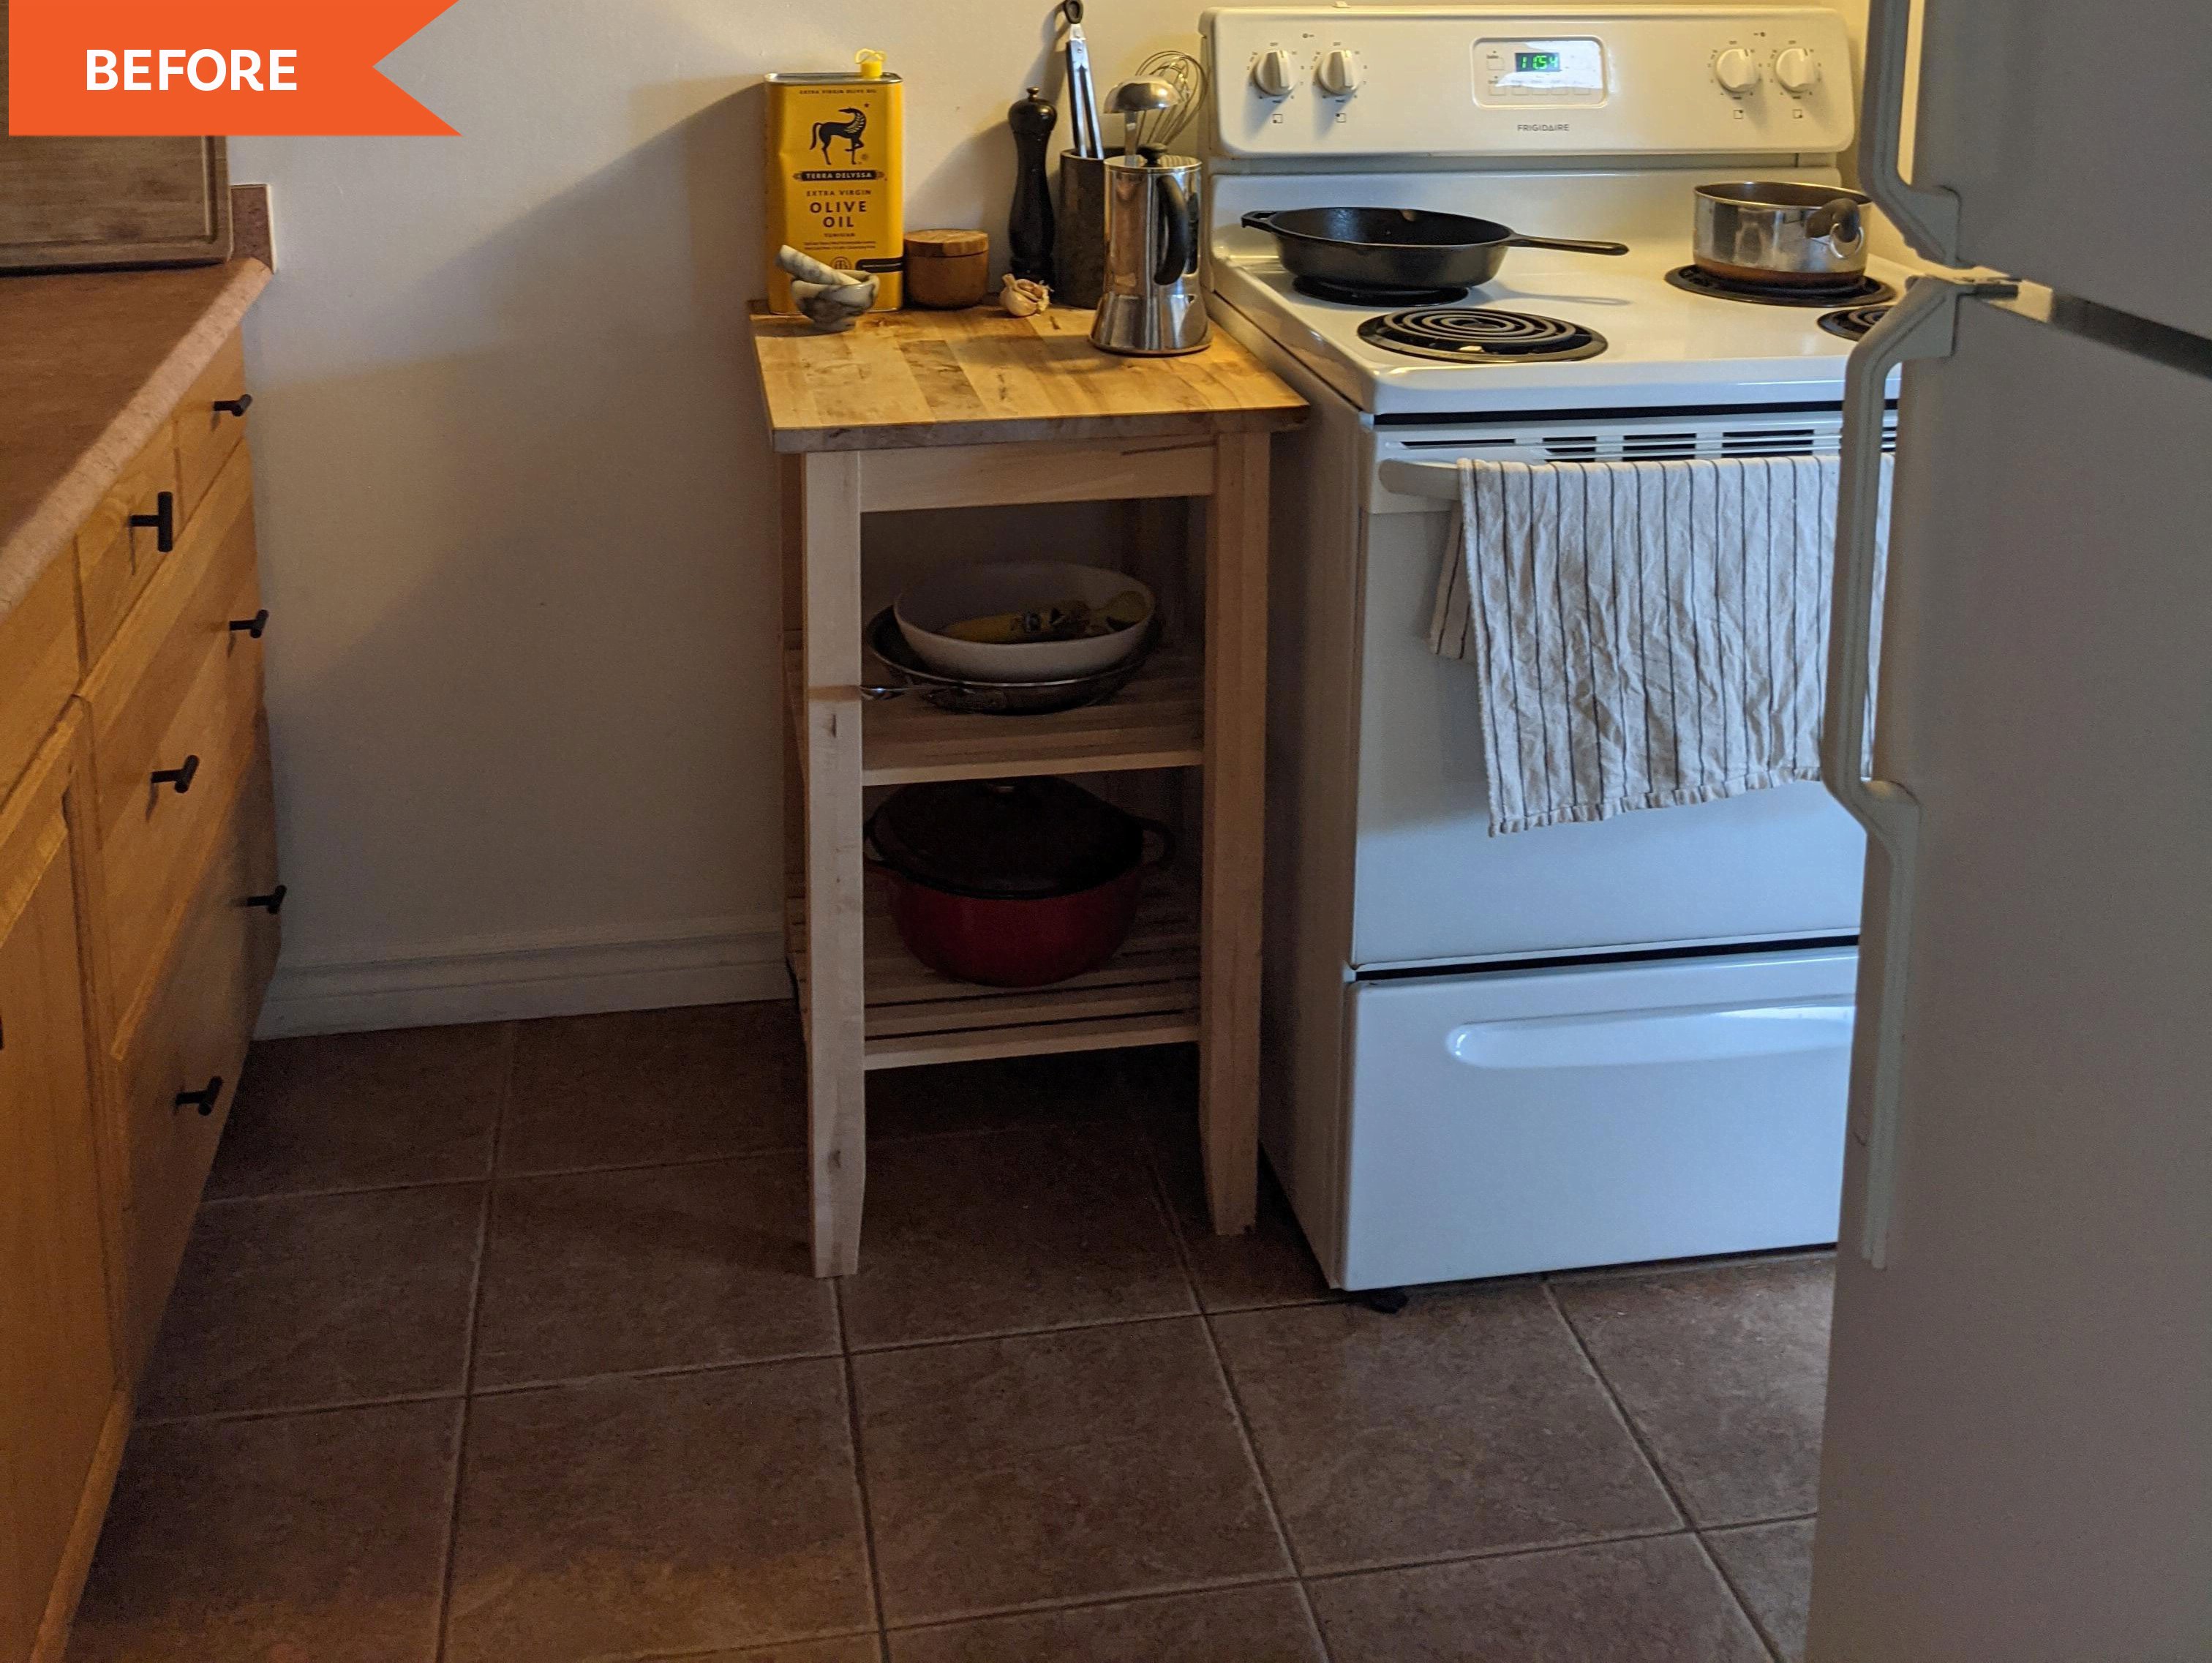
[1693,181,1870,285]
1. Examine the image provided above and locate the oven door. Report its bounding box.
[1352,428,1870,970]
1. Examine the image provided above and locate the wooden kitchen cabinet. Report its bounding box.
[0,261,278,1659]
[116,732,280,1359]
[82,443,267,1042]
[0,715,128,1663]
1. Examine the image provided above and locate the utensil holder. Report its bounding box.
[1055,151,1108,310]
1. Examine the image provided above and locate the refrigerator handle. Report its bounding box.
[1861,0,1963,265]
[1824,276,2013,1269]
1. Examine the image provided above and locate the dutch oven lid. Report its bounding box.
[869,777,1143,901]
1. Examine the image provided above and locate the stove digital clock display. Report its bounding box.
[1475,37,1608,106]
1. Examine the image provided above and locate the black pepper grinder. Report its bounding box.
[1008,87,1058,285]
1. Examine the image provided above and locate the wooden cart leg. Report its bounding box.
[1200,432,1270,1234]
[799,451,868,1277]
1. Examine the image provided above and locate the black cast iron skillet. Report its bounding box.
[1243,206,1630,295]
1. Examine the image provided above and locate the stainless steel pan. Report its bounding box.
[1693,181,1870,285]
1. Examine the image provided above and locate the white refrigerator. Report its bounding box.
[1808,0,2212,1657]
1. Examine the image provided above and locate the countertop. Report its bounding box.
[748,304,1306,454]
[0,258,271,630]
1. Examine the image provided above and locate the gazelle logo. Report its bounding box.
[811,106,869,163]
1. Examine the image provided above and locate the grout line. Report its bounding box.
[1142,1086,1312,1585]
[1543,1245,1837,1287]
[469,1346,846,1399]
[878,1569,1300,1637]
[1707,1510,1818,1531]
[486,1108,1135,1187]
[846,1306,1201,1360]
[1693,1528,1791,1663]
[1125,1087,1312,1583]
[1125,1094,1211,1314]
[607,1630,884,1663]
[835,1280,893,1648]
[1295,1521,1701,1586]
[1540,1278,1698,1528]
[1197,1309,1301,1576]
[135,1387,464,1430]
[1293,1577,1338,1662]
[432,1019,514,1663]
[494,1146,810,1182]
[198,1172,500,1206]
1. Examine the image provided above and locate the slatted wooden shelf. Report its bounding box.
[783,642,1206,787]
[862,646,1203,784]
[789,874,1200,1069]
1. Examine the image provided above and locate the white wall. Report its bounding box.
[237,0,1870,1036]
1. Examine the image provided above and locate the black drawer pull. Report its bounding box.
[213,394,254,418]
[229,609,271,639]
[151,755,201,795]
[246,885,288,916]
[175,1077,225,1116]
[129,490,177,555]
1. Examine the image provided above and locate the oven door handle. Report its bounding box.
[1377,459,1468,500]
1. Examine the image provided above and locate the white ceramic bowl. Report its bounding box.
[895,563,1156,683]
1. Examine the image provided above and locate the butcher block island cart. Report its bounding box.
[748,305,1305,1276]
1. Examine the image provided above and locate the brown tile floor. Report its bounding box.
[72,1005,1829,1663]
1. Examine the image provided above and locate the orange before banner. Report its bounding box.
[6,0,461,135]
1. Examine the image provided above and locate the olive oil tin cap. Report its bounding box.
[770,48,898,84]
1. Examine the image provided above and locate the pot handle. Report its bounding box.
[1239,210,1276,231]
[861,808,895,876]
[1808,196,1867,254]
[1503,235,1630,256]
[1137,818,1178,873]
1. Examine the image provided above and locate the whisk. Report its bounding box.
[1129,49,1207,153]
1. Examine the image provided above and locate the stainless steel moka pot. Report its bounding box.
[1089,151,1208,357]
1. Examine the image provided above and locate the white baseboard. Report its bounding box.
[257,915,790,1038]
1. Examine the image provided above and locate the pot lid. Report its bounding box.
[869,777,1142,900]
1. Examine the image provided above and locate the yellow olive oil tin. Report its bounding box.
[766,55,905,313]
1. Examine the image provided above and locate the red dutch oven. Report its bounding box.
[866,778,1175,988]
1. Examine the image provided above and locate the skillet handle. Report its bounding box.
[861,811,894,876]
[1502,235,1630,255]
[1239,210,1275,231]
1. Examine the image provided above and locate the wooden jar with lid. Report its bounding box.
[905,229,991,309]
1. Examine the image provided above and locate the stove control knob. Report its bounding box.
[1316,48,1361,97]
[1714,45,1761,95]
[1773,45,1821,94]
[1252,48,1296,100]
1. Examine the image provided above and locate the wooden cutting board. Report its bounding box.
[0,14,233,272]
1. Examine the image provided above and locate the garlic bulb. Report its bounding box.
[1001,274,1051,318]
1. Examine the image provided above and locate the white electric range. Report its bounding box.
[1201,5,1890,1291]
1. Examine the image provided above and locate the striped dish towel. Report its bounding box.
[1429,454,1891,836]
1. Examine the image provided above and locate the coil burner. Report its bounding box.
[1358,307,1607,364]
[1818,304,1895,342]
[1663,266,1898,308]
[1294,276,1472,307]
